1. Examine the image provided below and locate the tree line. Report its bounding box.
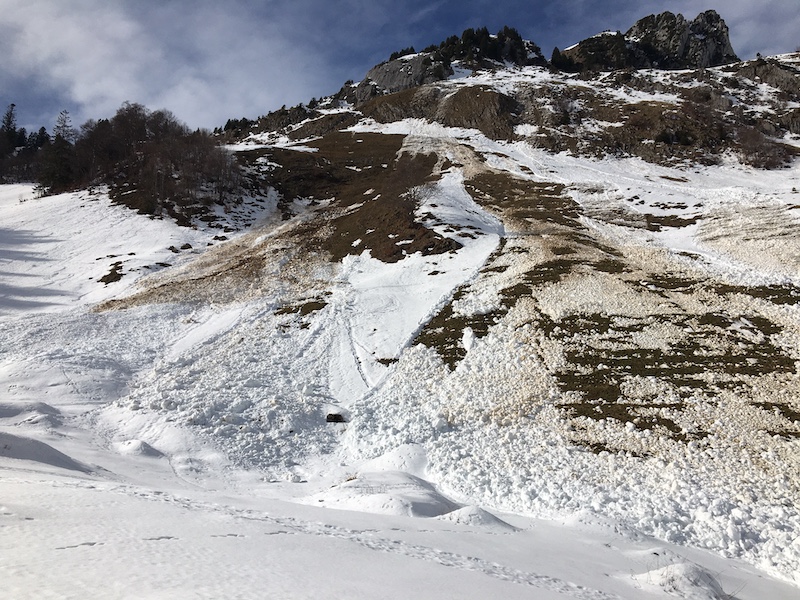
[0,102,240,222]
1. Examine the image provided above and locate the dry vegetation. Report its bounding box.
[409,162,800,454]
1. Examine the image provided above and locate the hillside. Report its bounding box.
[2,11,800,599]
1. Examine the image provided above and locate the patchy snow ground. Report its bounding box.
[2,118,800,600]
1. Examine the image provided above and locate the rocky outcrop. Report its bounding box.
[339,53,451,105]
[734,58,800,101]
[359,85,520,140]
[627,10,739,68]
[364,53,453,95]
[340,26,545,106]
[557,32,639,72]
[560,10,739,72]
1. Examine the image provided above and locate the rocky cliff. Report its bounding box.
[341,26,545,104]
[627,10,739,68]
[561,10,739,71]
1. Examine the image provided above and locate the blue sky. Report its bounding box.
[1,0,798,132]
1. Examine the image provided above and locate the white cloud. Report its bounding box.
[0,0,341,129]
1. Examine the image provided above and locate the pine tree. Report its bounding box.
[39,109,77,192]
[53,109,77,143]
[0,103,18,157]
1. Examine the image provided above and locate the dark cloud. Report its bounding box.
[0,0,796,133]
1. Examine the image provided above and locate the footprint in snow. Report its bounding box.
[55,541,105,550]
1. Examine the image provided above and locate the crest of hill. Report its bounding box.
[556,10,739,72]
[340,26,546,104]
[234,10,742,138]
[226,10,799,172]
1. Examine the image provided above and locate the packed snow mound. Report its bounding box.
[437,505,518,532]
[0,432,91,473]
[358,444,429,476]
[0,402,62,428]
[307,471,460,518]
[632,559,729,599]
[0,402,59,419]
[114,439,164,458]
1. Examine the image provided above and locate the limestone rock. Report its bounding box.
[365,53,453,94]
[341,53,452,105]
[561,10,739,72]
[626,10,739,69]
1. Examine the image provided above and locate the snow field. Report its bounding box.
[0,185,213,314]
[11,468,794,600]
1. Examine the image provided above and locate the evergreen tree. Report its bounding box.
[53,109,77,143]
[0,103,17,158]
[39,109,77,192]
[2,104,17,140]
[551,47,579,72]
[28,127,50,149]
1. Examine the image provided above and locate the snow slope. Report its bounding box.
[2,107,800,599]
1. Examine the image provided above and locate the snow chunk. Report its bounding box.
[631,560,728,600]
[437,505,518,532]
[306,471,459,518]
[114,439,164,458]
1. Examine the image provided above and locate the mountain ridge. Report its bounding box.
[221,10,795,183]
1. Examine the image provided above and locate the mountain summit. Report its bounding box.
[559,10,739,71]
[627,10,739,68]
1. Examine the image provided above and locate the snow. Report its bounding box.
[0,185,211,314]
[2,107,800,598]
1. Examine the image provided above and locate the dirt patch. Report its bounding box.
[287,112,361,140]
[645,214,700,231]
[99,262,124,285]
[98,130,465,311]
[242,131,461,263]
[558,399,687,438]
[276,299,329,317]
[716,283,800,306]
[464,173,575,230]
[414,286,508,370]
[542,307,795,403]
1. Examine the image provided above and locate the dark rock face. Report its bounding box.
[626,10,739,69]
[360,85,520,140]
[364,53,453,95]
[560,32,637,72]
[339,53,452,105]
[562,10,739,71]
